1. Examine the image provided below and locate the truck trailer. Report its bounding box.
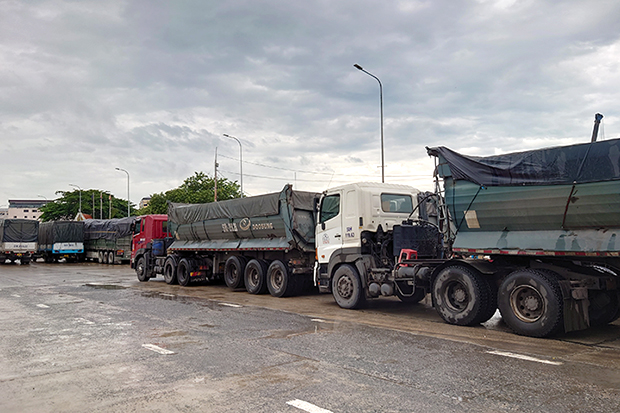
[38,220,84,263]
[84,217,135,264]
[0,219,39,264]
[132,187,319,296]
[132,136,620,337]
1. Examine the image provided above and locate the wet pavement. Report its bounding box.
[1,261,619,412]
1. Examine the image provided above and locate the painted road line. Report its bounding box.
[142,344,175,355]
[310,318,333,323]
[36,304,50,308]
[287,399,333,413]
[486,350,563,365]
[219,303,242,308]
[11,294,21,298]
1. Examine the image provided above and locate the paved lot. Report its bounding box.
[1,261,620,412]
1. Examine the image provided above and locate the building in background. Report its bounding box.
[6,200,50,220]
[139,197,151,209]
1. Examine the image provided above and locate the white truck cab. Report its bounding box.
[315,182,422,302]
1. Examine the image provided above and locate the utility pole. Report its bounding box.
[214,147,219,202]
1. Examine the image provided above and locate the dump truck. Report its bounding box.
[83,217,135,264]
[38,221,85,263]
[0,219,39,264]
[132,186,319,296]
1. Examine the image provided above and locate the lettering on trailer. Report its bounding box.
[221,220,275,233]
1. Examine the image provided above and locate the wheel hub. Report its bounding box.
[510,285,545,323]
[337,276,353,299]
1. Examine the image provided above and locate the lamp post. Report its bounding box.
[115,168,130,217]
[223,134,244,197]
[354,63,384,183]
[69,184,82,215]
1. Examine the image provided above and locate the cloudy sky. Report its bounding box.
[2,0,619,207]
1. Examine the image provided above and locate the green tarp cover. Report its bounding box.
[169,185,318,225]
[428,137,620,186]
[0,219,39,243]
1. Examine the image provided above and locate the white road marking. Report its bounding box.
[11,294,21,298]
[160,293,176,297]
[36,304,50,308]
[310,318,331,323]
[486,350,563,365]
[219,303,242,308]
[142,344,175,355]
[287,399,333,413]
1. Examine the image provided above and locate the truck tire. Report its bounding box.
[136,256,149,282]
[98,251,104,263]
[267,260,296,297]
[332,264,366,309]
[244,259,269,294]
[224,256,247,290]
[588,290,620,327]
[177,258,193,287]
[164,257,178,285]
[108,251,115,265]
[497,269,564,337]
[432,265,490,326]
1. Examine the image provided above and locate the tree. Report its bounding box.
[139,172,241,215]
[39,190,136,222]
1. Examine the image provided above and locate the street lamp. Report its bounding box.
[115,168,130,217]
[69,184,82,215]
[354,63,384,183]
[223,134,244,197]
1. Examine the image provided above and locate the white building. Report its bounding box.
[6,200,50,220]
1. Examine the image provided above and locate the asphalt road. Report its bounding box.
[1,261,620,412]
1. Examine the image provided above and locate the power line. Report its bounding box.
[218,153,431,178]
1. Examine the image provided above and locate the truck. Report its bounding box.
[83,217,135,264]
[132,135,620,338]
[37,221,85,263]
[132,188,319,296]
[0,219,39,265]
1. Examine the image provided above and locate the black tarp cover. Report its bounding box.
[169,185,318,225]
[83,217,134,241]
[39,221,84,244]
[0,219,39,243]
[427,137,620,186]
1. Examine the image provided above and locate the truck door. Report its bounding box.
[316,191,343,265]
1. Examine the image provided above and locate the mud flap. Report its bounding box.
[558,280,589,333]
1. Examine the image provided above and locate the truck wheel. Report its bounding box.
[432,265,490,326]
[177,258,193,287]
[98,251,104,263]
[332,264,366,309]
[224,256,247,290]
[21,258,31,265]
[267,260,296,297]
[498,269,563,337]
[108,251,115,265]
[588,290,620,327]
[244,259,269,294]
[476,277,499,324]
[164,257,178,285]
[136,257,149,282]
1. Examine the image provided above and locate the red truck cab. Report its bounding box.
[131,214,170,266]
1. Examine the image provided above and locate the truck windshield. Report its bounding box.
[381,193,413,213]
[319,194,340,223]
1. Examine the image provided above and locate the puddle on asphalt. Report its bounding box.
[84,283,127,290]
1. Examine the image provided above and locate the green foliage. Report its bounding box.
[138,172,241,215]
[40,190,136,222]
